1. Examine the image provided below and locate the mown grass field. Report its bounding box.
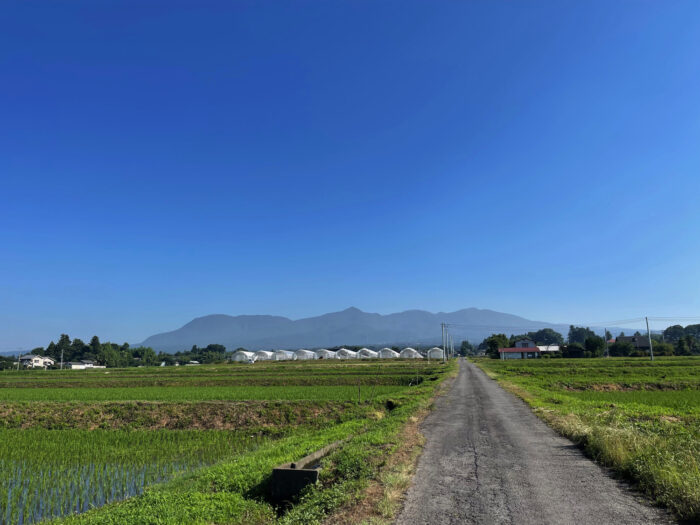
[473,356,700,521]
[0,359,454,525]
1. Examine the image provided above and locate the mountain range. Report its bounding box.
[139,307,572,352]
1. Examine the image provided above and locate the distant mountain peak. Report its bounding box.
[139,307,569,353]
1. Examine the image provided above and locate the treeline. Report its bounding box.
[12,335,243,369]
[471,324,700,359]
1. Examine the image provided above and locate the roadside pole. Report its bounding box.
[604,328,609,358]
[645,317,654,361]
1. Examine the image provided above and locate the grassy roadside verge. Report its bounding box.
[472,357,700,521]
[318,360,459,525]
[49,360,457,525]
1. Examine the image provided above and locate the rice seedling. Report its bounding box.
[0,429,264,525]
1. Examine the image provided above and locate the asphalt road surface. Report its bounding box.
[396,358,674,525]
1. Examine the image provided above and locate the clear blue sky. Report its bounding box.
[2,1,700,351]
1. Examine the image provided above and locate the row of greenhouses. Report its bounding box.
[230,347,445,362]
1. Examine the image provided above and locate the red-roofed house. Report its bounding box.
[499,339,541,360]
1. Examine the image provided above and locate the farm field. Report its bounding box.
[474,356,700,521]
[0,359,453,525]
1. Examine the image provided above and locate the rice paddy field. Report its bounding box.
[0,359,453,525]
[474,356,700,521]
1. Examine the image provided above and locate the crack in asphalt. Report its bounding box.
[395,358,675,525]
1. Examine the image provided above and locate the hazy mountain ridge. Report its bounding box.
[139,307,571,352]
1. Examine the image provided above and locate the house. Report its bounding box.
[498,347,541,360]
[615,335,650,349]
[513,339,537,348]
[81,360,95,369]
[315,349,337,359]
[537,345,560,353]
[358,348,379,359]
[19,355,55,369]
[65,362,86,370]
[427,347,444,359]
[379,348,400,359]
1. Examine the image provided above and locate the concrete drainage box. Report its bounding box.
[270,440,343,503]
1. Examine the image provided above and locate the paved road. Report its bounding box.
[396,358,674,525]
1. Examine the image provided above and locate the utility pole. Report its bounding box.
[645,316,654,361]
[604,328,609,358]
[60,347,64,370]
[441,323,447,364]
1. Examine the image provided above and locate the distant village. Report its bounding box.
[6,323,699,370]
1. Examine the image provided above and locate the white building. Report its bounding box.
[81,360,95,368]
[400,347,423,359]
[358,348,379,359]
[273,350,295,361]
[231,350,256,363]
[336,348,358,359]
[427,347,444,360]
[65,362,86,370]
[537,345,560,354]
[315,349,337,359]
[19,355,55,369]
[379,348,400,359]
[294,349,317,360]
[254,351,275,361]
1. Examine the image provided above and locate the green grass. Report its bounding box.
[48,363,457,525]
[0,359,453,525]
[473,356,700,521]
[0,385,405,402]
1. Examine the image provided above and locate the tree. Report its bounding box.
[584,336,605,358]
[675,337,691,356]
[56,334,71,361]
[90,336,101,355]
[529,328,564,346]
[652,341,674,356]
[609,341,634,357]
[483,334,509,359]
[562,343,585,358]
[69,338,88,362]
[459,340,475,356]
[605,330,612,341]
[685,324,700,340]
[662,325,685,343]
[568,326,597,345]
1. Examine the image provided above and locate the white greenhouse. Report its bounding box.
[254,350,275,361]
[231,350,256,363]
[379,348,400,359]
[358,348,379,359]
[294,349,317,360]
[400,347,423,359]
[315,349,337,359]
[336,348,358,359]
[273,350,295,361]
[427,347,445,360]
